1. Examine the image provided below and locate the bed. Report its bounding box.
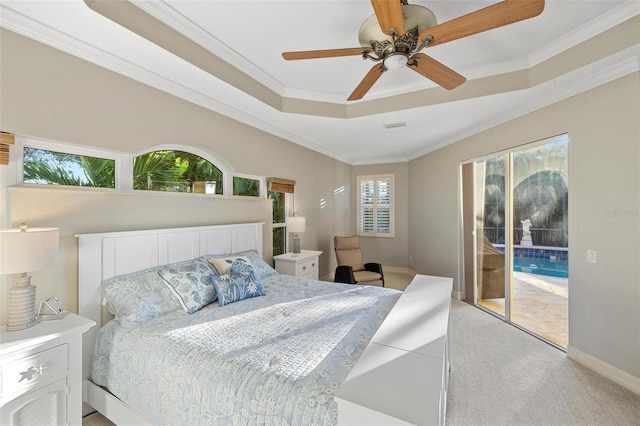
[77,223,452,425]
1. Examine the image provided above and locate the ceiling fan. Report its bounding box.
[282,0,545,101]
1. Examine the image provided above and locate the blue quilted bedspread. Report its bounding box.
[92,275,400,425]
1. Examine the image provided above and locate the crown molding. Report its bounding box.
[407,44,640,162]
[0,3,350,164]
[130,0,288,96]
[134,0,640,105]
[1,1,637,166]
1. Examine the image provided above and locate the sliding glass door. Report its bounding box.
[462,136,569,348]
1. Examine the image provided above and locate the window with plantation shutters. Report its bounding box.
[357,174,394,237]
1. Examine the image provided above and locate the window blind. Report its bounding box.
[267,177,295,193]
[0,132,15,166]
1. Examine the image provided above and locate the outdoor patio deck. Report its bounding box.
[479,271,568,348]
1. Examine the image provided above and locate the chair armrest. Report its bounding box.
[364,263,385,287]
[364,262,383,275]
[335,265,357,284]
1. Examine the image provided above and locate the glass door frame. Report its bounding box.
[459,133,569,340]
[466,153,514,320]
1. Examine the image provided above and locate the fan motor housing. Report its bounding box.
[358,4,437,55]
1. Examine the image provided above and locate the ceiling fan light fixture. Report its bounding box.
[359,4,437,52]
[383,53,408,71]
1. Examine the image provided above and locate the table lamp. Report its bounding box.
[285,216,305,255]
[0,223,59,331]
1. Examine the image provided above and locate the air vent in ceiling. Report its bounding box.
[384,122,406,129]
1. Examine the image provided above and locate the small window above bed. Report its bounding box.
[134,150,223,194]
[232,175,260,197]
[23,146,116,188]
[14,138,269,200]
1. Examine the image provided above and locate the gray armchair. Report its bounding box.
[333,236,385,287]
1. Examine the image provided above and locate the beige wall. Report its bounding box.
[408,72,640,381]
[0,29,353,323]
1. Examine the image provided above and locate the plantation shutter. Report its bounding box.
[357,174,394,237]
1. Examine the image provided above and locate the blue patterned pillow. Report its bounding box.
[158,259,217,314]
[211,259,265,307]
[101,268,182,327]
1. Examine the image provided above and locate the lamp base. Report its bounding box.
[6,317,40,332]
[292,235,301,255]
[6,274,39,332]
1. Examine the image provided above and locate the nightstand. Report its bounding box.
[273,250,323,279]
[0,313,95,426]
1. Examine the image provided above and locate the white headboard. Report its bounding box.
[76,222,263,390]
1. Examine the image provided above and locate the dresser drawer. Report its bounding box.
[1,344,68,403]
[296,257,318,278]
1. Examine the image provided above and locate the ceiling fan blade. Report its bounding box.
[420,0,545,47]
[282,47,371,60]
[408,53,466,90]
[370,0,405,36]
[348,64,386,101]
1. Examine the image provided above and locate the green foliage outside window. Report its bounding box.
[269,191,285,223]
[23,147,115,188]
[233,176,260,197]
[134,150,223,194]
[269,190,286,256]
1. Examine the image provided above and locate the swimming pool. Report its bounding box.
[513,256,568,278]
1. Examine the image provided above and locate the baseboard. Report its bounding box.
[567,345,640,396]
[451,289,463,300]
[382,266,414,274]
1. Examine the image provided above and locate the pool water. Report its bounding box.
[513,256,568,278]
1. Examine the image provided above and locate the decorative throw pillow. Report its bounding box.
[158,259,217,314]
[207,255,250,275]
[211,259,265,307]
[101,267,182,327]
[205,250,278,279]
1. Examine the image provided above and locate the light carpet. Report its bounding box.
[446,298,640,426]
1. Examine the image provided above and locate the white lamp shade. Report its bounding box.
[0,226,59,275]
[285,216,306,234]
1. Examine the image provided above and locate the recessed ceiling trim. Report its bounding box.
[81,0,639,120]
[528,1,640,67]
[407,45,640,162]
[129,0,637,108]
[2,1,637,166]
[0,3,350,164]
[130,0,288,96]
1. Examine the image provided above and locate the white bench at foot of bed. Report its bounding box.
[336,274,453,426]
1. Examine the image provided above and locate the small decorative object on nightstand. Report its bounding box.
[274,250,322,280]
[0,313,95,426]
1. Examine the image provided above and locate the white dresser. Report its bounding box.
[0,314,95,426]
[273,250,322,279]
[336,275,453,425]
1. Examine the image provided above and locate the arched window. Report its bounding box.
[133,150,223,194]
